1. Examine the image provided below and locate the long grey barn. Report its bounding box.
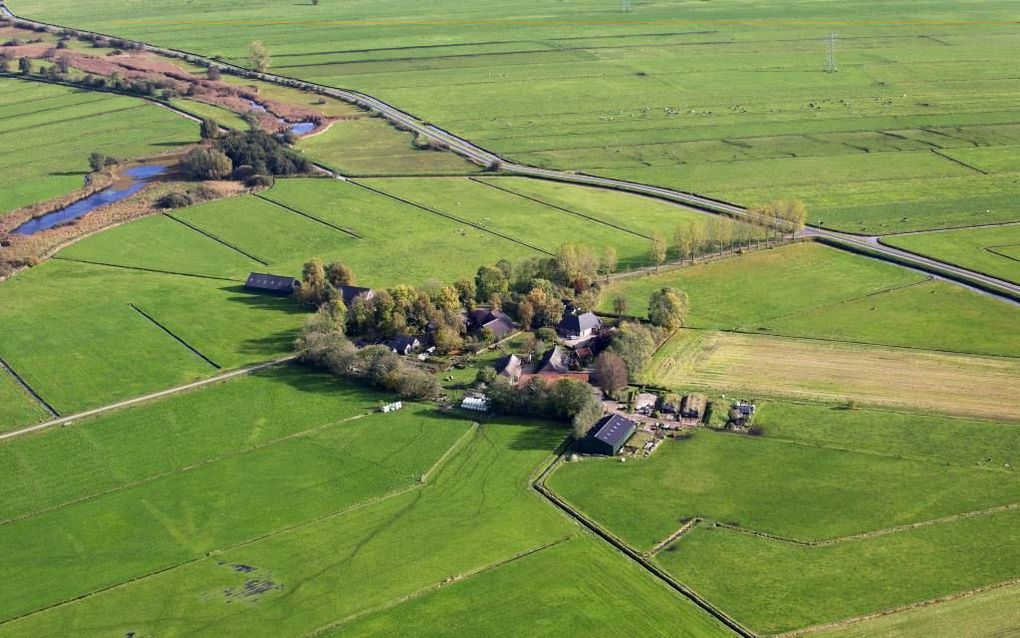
[244,273,299,295]
[580,414,636,456]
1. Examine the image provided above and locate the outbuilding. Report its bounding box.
[681,394,707,420]
[495,353,524,384]
[461,395,490,412]
[557,311,602,339]
[579,414,637,456]
[244,273,299,295]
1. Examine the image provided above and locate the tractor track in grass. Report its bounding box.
[7,11,1020,302]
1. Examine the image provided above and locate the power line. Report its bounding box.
[828,31,836,72]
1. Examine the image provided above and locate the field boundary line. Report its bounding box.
[648,518,702,555]
[533,453,755,637]
[468,176,654,240]
[349,180,555,256]
[52,256,243,282]
[710,502,1019,547]
[162,213,269,265]
[0,412,371,528]
[0,355,59,418]
[0,356,295,443]
[984,244,1020,266]
[881,219,1020,236]
[421,422,479,483]
[303,536,573,637]
[128,303,221,369]
[930,148,988,175]
[0,483,421,629]
[743,277,931,327]
[253,193,364,238]
[774,578,1020,638]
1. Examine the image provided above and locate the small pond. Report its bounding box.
[14,165,167,235]
[248,100,316,136]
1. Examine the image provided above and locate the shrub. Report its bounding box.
[245,174,274,188]
[88,152,118,172]
[180,148,233,180]
[156,192,194,209]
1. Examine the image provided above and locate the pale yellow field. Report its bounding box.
[807,583,1020,638]
[645,331,1020,421]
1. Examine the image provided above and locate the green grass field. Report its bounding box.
[16,0,1020,232]
[601,242,1020,357]
[549,401,1019,548]
[296,117,480,176]
[659,508,1019,635]
[882,225,1020,285]
[0,77,197,215]
[0,372,48,433]
[548,400,1020,633]
[0,364,728,636]
[810,583,1020,638]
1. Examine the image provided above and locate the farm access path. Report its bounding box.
[0,356,295,443]
[6,9,1019,302]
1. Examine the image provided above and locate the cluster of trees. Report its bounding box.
[485,376,603,440]
[295,310,441,400]
[751,199,807,238]
[471,243,614,331]
[180,129,311,182]
[87,152,118,172]
[296,259,474,354]
[604,321,667,382]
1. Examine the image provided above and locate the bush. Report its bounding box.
[88,152,118,172]
[156,192,194,209]
[179,148,233,180]
[245,174,274,188]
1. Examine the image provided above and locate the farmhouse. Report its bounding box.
[579,414,637,456]
[244,273,299,295]
[469,308,515,340]
[557,311,602,340]
[339,285,375,306]
[536,346,570,375]
[681,394,707,420]
[389,335,422,356]
[495,353,524,384]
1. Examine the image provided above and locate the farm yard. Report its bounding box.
[0,0,1018,636]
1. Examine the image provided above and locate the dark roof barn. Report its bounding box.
[339,285,375,306]
[244,273,299,295]
[580,414,636,456]
[557,311,602,337]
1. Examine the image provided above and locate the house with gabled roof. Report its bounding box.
[339,285,375,306]
[494,353,524,384]
[470,308,515,340]
[536,346,570,375]
[557,311,602,340]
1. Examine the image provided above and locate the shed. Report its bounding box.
[580,414,636,456]
[681,394,707,420]
[461,396,490,412]
[389,335,422,356]
[244,273,298,295]
[339,285,375,306]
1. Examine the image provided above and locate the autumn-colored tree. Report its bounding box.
[593,351,628,398]
[648,287,688,331]
[649,235,667,270]
[249,40,271,72]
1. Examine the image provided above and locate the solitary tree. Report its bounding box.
[593,351,628,398]
[249,40,271,73]
[648,287,688,331]
[649,235,667,270]
[0,58,11,74]
[200,117,220,140]
[326,261,356,288]
[673,223,693,263]
[599,245,618,280]
[207,66,221,81]
[18,56,31,74]
[612,294,629,318]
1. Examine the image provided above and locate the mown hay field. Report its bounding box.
[18,0,1020,232]
[644,330,1020,420]
[809,582,1020,638]
[0,77,197,215]
[883,224,1020,285]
